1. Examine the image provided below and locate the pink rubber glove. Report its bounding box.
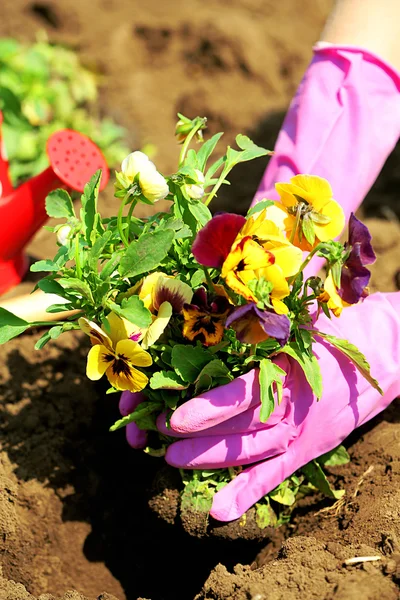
[252,43,400,276]
[161,292,400,521]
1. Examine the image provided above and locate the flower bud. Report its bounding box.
[139,166,170,203]
[56,224,72,246]
[183,169,205,199]
[174,114,207,144]
[119,151,169,203]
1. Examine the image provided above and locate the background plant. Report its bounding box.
[0,33,130,184]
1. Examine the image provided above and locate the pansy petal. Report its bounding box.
[290,174,333,207]
[192,213,246,268]
[86,344,113,380]
[182,306,226,346]
[106,363,149,393]
[79,317,112,348]
[254,306,290,346]
[223,271,257,302]
[139,271,166,311]
[267,243,303,277]
[274,183,298,208]
[104,311,143,346]
[154,276,193,313]
[323,273,345,317]
[115,339,153,367]
[348,213,376,265]
[141,301,173,349]
[340,263,371,305]
[313,199,345,241]
[263,203,294,235]
[271,299,289,315]
[260,264,290,300]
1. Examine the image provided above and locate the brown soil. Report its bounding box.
[1,1,400,599]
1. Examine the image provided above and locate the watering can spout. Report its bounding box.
[0,128,109,295]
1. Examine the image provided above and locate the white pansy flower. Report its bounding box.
[121,151,169,203]
[184,169,205,200]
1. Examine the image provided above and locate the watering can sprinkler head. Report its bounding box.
[0,122,110,295]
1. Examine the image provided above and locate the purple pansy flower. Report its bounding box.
[226,303,290,347]
[340,213,376,304]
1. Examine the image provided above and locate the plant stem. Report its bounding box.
[289,205,302,244]
[287,243,323,285]
[126,198,138,245]
[74,235,82,279]
[30,320,69,327]
[179,123,203,166]
[203,266,215,290]
[204,168,228,207]
[117,193,130,248]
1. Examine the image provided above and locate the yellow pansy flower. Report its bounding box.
[263,175,345,250]
[79,315,152,393]
[222,214,303,313]
[221,236,275,302]
[136,272,193,349]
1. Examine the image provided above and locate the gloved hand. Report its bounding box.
[118,44,400,521]
[252,43,400,276]
[159,292,400,521]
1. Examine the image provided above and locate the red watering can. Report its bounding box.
[0,110,109,295]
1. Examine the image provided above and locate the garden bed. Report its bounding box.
[1,1,400,598]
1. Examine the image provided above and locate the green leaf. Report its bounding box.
[171,344,213,383]
[246,199,274,217]
[314,331,383,395]
[37,278,65,296]
[259,358,286,422]
[109,401,162,431]
[255,502,277,529]
[302,214,315,246]
[45,303,74,313]
[194,373,213,395]
[45,189,75,218]
[330,261,342,290]
[100,252,122,281]
[150,371,187,390]
[301,460,345,500]
[191,269,205,288]
[89,230,112,269]
[111,295,152,329]
[317,445,350,467]
[34,325,63,350]
[196,132,224,171]
[58,277,93,301]
[269,480,296,506]
[196,359,232,382]
[0,308,30,343]
[226,135,271,169]
[181,478,213,514]
[278,342,323,400]
[80,170,102,245]
[119,229,175,277]
[30,259,60,273]
[188,200,212,228]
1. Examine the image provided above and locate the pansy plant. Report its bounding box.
[0,115,382,524]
